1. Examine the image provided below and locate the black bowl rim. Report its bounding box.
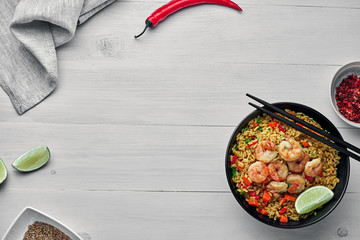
[225,102,350,228]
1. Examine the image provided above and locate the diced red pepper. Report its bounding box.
[279,215,288,223]
[249,191,256,197]
[248,197,259,207]
[260,208,268,215]
[301,140,310,147]
[253,122,259,127]
[243,176,252,186]
[268,122,278,128]
[284,194,297,202]
[237,162,245,171]
[262,190,271,203]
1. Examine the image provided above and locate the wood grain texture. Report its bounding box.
[0,189,358,239]
[1,0,360,239]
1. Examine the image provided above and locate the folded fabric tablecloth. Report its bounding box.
[0,0,115,114]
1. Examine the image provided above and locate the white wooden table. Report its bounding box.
[1,0,360,239]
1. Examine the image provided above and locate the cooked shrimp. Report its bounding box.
[266,181,288,199]
[248,161,269,183]
[287,152,310,173]
[268,161,288,182]
[254,140,277,163]
[278,138,303,162]
[286,174,306,194]
[304,158,323,177]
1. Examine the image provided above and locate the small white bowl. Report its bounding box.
[330,62,360,128]
[2,207,83,240]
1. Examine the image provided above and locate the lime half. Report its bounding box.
[0,158,7,184]
[12,146,50,172]
[295,186,334,214]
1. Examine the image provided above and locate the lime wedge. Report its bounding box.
[0,158,8,184]
[295,186,334,214]
[12,146,50,172]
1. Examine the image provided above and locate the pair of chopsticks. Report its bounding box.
[247,93,360,162]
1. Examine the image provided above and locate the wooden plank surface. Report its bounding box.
[1,0,360,239]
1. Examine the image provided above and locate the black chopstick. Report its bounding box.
[248,102,360,162]
[246,93,360,154]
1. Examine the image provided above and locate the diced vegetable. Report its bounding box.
[237,165,244,171]
[288,183,299,192]
[279,198,287,206]
[253,122,259,127]
[268,122,278,128]
[231,167,237,177]
[284,194,297,202]
[301,140,310,147]
[245,139,251,144]
[243,176,252,186]
[279,215,288,223]
[262,190,271,202]
[260,208,268,215]
[249,197,259,207]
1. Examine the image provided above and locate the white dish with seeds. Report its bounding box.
[2,206,82,240]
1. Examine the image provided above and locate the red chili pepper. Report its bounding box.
[305,175,314,181]
[279,198,287,206]
[247,141,258,148]
[231,155,237,165]
[279,207,286,214]
[278,123,286,133]
[134,0,242,38]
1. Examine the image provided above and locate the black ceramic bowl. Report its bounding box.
[225,102,350,228]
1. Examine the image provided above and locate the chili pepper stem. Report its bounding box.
[134,20,153,39]
[134,25,148,39]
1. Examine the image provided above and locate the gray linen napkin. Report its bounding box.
[0,0,115,115]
